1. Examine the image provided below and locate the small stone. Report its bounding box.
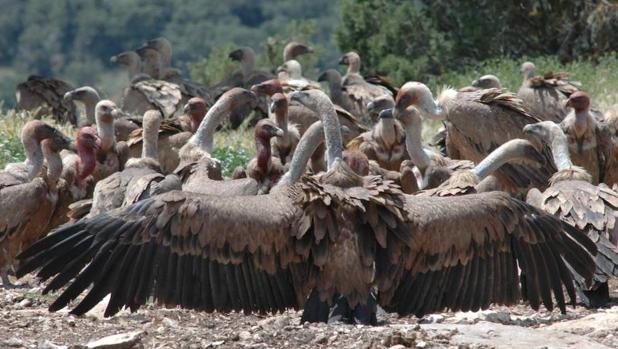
[239,331,252,340]
[416,341,427,348]
[18,298,32,307]
[313,334,328,345]
[206,341,224,348]
[162,317,178,328]
[83,331,145,349]
[3,338,25,347]
[389,345,406,349]
[38,340,69,349]
[421,314,444,324]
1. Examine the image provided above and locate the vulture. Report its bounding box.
[16,75,77,125]
[125,97,206,174]
[269,93,301,166]
[63,86,140,141]
[91,100,129,182]
[524,120,618,308]
[135,46,161,79]
[45,127,100,230]
[392,105,474,190]
[88,110,181,218]
[278,42,314,81]
[559,92,612,185]
[276,60,320,92]
[338,51,394,126]
[460,75,502,92]
[346,105,408,171]
[111,50,183,118]
[517,61,580,122]
[283,42,314,63]
[0,135,71,287]
[16,89,598,326]
[395,82,555,193]
[231,119,285,194]
[318,69,360,118]
[139,37,211,104]
[602,104,618,186]
[1,120,73,187]
[251,79,368,140]
[420,139,546,197]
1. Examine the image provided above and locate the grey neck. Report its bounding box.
[22,136,43,180]
[320,100,344,169]
[375,118,397,147]
[96,119,116,152]
[277,121,324,186]
[242,53,255,78]
[43,148,62,188]
[143,123,160,160]
[550,129,573,171]
[189,99,227,153]
[473,141,526,179]
[401,112,431,171]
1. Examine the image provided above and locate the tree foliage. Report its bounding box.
[336,0,618,84]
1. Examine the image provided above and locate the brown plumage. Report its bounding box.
[337,52,394,126]
[0,136,68,286]
[232,119,285,194]
[88,110,181,218]
[346,107,408,171]
[111,50,183,117]
[275,60,321,92]
[15,90,598,324]
[396,82,556,192]
[92,100,129,182]
[524,120,618,307]
[16,75,77,125]
[420,139,546,197]
[517,62,581,122]
[251,79,368,141]
[269,93,301,165]
[64,86,140,141]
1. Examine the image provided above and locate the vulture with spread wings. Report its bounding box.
[17,90,597,324]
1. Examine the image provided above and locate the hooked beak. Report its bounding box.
[63,91,74,101]
[565,99,573,108]
[183,103,191,114]
[276,65,286,74]
[471,79,480,87]
[317,71,328,82]
[379,108,394,119]
[289,91,304,104]
[229,49,243,61]
[110,55,118,64]
[274,127,285,137]
[94,136,102,150]
[338,56,347,65]
[250,84,260,95]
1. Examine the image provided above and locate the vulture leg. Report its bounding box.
[326,292,378,325]
[576,281,610,309]
[300,289,331,323]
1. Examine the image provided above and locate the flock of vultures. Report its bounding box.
[2,37,618,325]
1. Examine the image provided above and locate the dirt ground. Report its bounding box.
[0,276,616,349]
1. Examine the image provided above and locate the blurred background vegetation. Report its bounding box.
[0,0,617,174]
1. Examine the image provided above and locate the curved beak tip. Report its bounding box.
[275,129,285,137]
[110,56,117,63]
[183,104,190,113]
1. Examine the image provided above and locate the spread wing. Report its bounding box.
[376,191,597,317]
[17,190,309,317]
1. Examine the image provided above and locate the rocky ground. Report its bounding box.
[0,276,616,349]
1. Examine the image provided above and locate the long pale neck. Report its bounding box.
[256,137,271,173]
[242,54,255,77]
[160,47,172,68]
[127,60,140,80]
[348,60,360,75]
[328,76,344,104]
[96,120,116,152]
[320,102,344,169]
[143,56,160,79]
[574,110,591,137]
[277,121,324,186]
[550,129,573,171]
[375,118,397,147]
[189,99,227,153]
[22,137,43,180]
[143,124,160,160]
[402,112,431,171]
[83,97,100,125]
[474,141,526,180]
[44,150,63,188]
[275,109,288,133]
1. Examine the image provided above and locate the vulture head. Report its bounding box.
[75,126,100,181]
[64,86,100,105]
[270,93,288,115]
[110,51,140,67]
[283,42,314,62]
[135,46,160,61]
[251,79,283,97]
[276,60,303,80]
[522,121,560,149]
[367,95,396,119]
[95,100,121,124]
[317,69,342,84]
[565,91,590,112]
[183,97,208,133]
[342,150,370,176]
[520,62,536,80]
[395,82,444,120]
[471,75,502,89]
[22,120,72,151]
[338,51,361,74]
[228,47,254,62]
[143,37,172,64]
[254,118,284,141]
[221,87,258,112]
[290,89,329,114]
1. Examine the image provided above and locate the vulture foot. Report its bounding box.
[300,290,378,325]
[1,272,27,289]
